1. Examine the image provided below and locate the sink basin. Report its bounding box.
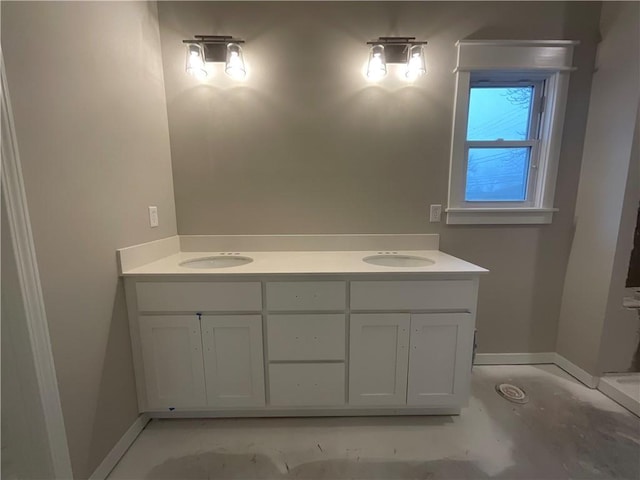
[363,254,434,268]
[180,255,253,269]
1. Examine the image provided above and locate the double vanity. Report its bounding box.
[118,234,487,418]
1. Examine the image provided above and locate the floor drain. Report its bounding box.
[496,383,529,404]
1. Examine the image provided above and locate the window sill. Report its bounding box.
[445,208,558,225]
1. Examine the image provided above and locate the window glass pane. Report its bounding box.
[465,147,530,202]
[467,86,534,141]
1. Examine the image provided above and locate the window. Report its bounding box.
[447,41,578,224]
[465,80,543,203]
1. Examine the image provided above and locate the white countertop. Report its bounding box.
[121,249,488,277]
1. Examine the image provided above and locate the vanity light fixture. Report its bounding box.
[183,35,247,80]
[365,37,427,81]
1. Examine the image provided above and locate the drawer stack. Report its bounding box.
[266,282,347,406]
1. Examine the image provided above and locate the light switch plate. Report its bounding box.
[148,206,159,227]
[429,204,442,223]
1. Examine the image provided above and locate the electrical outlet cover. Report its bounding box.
[429,204,442,222]
[148,206,159,227]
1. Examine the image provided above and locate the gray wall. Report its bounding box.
[556,1,640,376]
[599,103,639,373]
[2,1,177,477]
[158,1,600,354]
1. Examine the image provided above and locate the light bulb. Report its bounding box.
[366,45,387,80]
[185,43,207,79]
[225,43,246,80]
[405,45,426,80]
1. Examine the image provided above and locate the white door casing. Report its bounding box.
[1,52,73,478]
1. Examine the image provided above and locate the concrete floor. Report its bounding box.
[108,365,640,479]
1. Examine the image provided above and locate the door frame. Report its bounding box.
[1,52,74,478]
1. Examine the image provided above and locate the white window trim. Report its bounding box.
[446,40,578,225]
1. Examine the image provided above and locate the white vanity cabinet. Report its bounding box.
[349,280,477,409]
[348,312,475,408]
[127,280,264,412]
[125,275,480,416]
[137,313,265,410]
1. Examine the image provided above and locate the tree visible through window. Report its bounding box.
[464,84,540,202]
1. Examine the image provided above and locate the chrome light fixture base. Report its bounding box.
[366,37,428,80]
[183,35,247,79]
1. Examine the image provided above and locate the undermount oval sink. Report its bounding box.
[179,255,253,269]
[363,254,435,268]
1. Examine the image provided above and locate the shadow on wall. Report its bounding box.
[86,279,139,475]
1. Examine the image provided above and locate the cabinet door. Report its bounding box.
[349,313,410,405]
[201,315,265,407]
[139,315,206,409]
[408,313,474,406]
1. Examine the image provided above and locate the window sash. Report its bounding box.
[467,79,544,142]
[462,142,540,206]
[461,79,544,205]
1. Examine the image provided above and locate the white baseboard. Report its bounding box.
[474,352,600,389]
[149,407,461,418]
[553,354,599,388]
[597,376,640,417]
[89,414,150,480]
[474,352,556,365]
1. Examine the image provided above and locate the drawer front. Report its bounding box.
[136,282,262,312]
[266,282,346,311]
[350,280,476,311]
[267,314,345,361]
[269,363,345,406]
